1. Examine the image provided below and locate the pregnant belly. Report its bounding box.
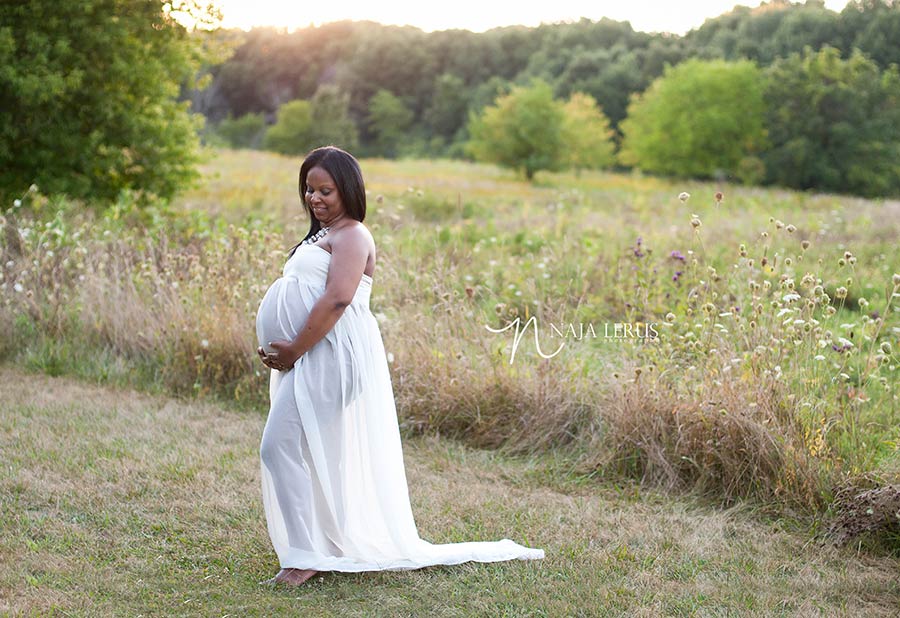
[256,278,363,409]
[255,278,311,354]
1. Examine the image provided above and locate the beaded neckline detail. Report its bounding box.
[300,226,330,246]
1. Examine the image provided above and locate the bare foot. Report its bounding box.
[260,568,319,587]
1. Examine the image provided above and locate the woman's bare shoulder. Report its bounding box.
[333,221,375,250]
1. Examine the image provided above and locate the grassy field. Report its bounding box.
[2,148,899,556]
[2,366,899,616]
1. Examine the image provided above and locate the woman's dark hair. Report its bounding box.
[287,145,367,258]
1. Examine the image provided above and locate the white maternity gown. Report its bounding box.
[255,242,546,572]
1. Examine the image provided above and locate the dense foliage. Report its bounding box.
[618,59,768,182]
[762,45,900,196]
[0,0,221,204]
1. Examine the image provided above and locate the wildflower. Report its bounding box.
[633,237,644,258]
[13,199,21,207]
[893,273,900,286]
[786,224,796,233]
[13,282,23,293]
[835,287,848,299]
[848,256,857,265]
[814,355,825,361]
[690,215,701,229]
[29,184,38,193]
[801,240,811,251]
[494,303,505,315]
[714,191,724,204]
[784,257,792,267]
[669,250,686,262]
[665,312,676,322]
[672,271,682,282]
[387,352,395,364]
[838,258,846,267]
[858,298,869,308]
[739,244,747,257]
[465,287,474,299]
[678,192,690,202]
[200,339,209,349]
[881,341,892,355]
[775,220,785,229]
[376,195,384,204]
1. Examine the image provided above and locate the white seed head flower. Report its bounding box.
[200,339,209,349]
[13,199,21,207]
[13,282,24,293]
[678,192,690,202]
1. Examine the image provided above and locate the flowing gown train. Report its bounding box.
[255,243,546,572]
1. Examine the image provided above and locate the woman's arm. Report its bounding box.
[260,225,370,370]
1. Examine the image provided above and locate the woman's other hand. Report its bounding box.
[257,341,300,372]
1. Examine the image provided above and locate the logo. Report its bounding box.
[486,317,659,364]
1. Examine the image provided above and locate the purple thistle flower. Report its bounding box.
[669,250,686,262]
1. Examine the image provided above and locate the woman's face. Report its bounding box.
[305,166,346,226]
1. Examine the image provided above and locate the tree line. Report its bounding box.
[2,0,899,204]
[198,0,900,196]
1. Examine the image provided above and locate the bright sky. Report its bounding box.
[214,0,851,36]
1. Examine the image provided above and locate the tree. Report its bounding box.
[366,89,414,157]
[762,45,900,196]
[216,112,266,149]
[424,73,469,140]
[561,92,616,174]
[618,58,767,181]
[308,84,359,151]
[0,0,221,204]
[465,78,566,180]
[263,100,314,155]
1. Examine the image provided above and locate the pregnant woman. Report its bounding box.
[255,146,545,586]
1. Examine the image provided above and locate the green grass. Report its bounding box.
[2,366,899,616]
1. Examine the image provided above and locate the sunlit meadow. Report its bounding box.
[2,147,898,550]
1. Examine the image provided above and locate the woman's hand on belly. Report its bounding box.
[257,340,300,372]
